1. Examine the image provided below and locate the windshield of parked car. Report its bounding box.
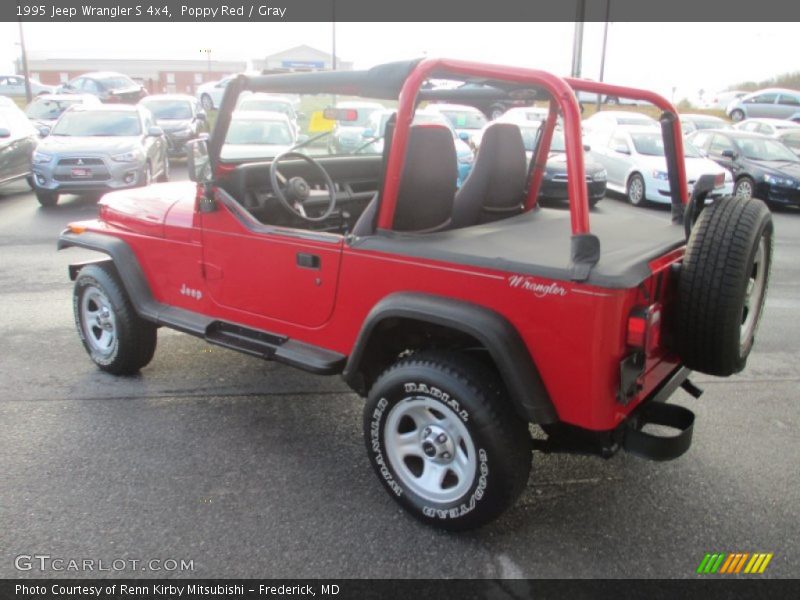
[738,138,799,162]
[438,109,487,130]
[26,98,83,120]
[99,76,136,90]
[237,97,295,119]
[630,132,702,158]
[412,112,458,138]
[517,125,566,153]
[617,116,656,126]
[225,118,293,145]
[50,111,141,136]
[141,100,193,120]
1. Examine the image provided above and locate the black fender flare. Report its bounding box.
[343,292,557,424]
[58,230,162,323]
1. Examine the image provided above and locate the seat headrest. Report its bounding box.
[394,124,457,232]
[469,122,527,209]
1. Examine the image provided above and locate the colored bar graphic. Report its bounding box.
[698,552,774,575]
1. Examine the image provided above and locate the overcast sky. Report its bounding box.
[0,21,797,101]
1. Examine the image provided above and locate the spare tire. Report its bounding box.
[676,196,773,376]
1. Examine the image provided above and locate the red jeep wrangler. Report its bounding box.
[58,59,773,529]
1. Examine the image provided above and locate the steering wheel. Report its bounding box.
[269,151,337,222]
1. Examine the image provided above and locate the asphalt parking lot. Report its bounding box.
[1,166,798,579]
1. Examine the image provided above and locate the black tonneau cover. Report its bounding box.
[352,208,684,289]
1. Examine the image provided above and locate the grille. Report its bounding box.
[57,158,104,166]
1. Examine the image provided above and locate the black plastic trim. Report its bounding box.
[58,230,345,375]
[342,292,557,424]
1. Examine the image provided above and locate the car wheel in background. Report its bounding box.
[730,109,745,122]
[140,162,152,187]
[156,157,170,183]
[627,173,647,206]
[35,190,59,208]
[734,176,755,200]
[200,94,213,111]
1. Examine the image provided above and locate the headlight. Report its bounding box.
[594,169,607,181]
[652,170,669,181]
[458,153,474,165]
[763,174,795,186]
[111,150,144,163]
[33,151,53,165]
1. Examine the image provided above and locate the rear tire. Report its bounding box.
[363,351,532,530]
[35,190,59,207]
[730,109,745,123]
[676,196,773,376]
[73,264,157,375]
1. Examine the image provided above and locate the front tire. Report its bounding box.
[627,173,647,206]
[74,264,157,375]
[156,156,170,183]
[35,190,59,207]
[734,176,755,200]
[363,351,532,530]
[730,109,745,122]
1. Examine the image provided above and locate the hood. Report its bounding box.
[157,119,193,132]
[39,135,141,155]
[219,144,292,161]
[99,181,196,237]
[540,152,606,176]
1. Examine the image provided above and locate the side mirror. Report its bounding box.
[37,125,50,138]
[186,138,213,183]
[148,126,164,137]
[0,128,10,138]
[612,143,630,155]
[362,128,374,139]
[721,149,737,159]
[583,144,591,152]
[458,131,470,142]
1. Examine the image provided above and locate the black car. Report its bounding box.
[139,94,208,157]
[0,98,37,192]
[59,72,147,104]
[688,129,800,207]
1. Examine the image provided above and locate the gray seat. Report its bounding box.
[352,124,457,236]
[450,122,528,229]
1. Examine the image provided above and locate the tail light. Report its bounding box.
[714,172,726,188]
[626,303,662,355]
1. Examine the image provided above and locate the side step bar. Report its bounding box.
[205,321,345,375]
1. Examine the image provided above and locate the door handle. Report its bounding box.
[296,253,321,269]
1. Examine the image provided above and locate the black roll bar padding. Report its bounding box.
[570,233,601,282]
[683,173,719,241]
[659,111,684,225]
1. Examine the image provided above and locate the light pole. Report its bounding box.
[201,48,212,73]
[18,21,32,104]
[570,0,586,78]
[596,0,611,111]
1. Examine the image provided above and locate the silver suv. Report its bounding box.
[32,104,168,207]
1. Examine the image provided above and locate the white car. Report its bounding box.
[582,110,659,141]
[425,103,488,144]
[220,110,296,161]
[497,106,549,123]
[590,125,733,206]
[236,93,300,137]
[0,74,56,97]
[679,114,732,136]
[733,118,800,138]
[196,76,235,111]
